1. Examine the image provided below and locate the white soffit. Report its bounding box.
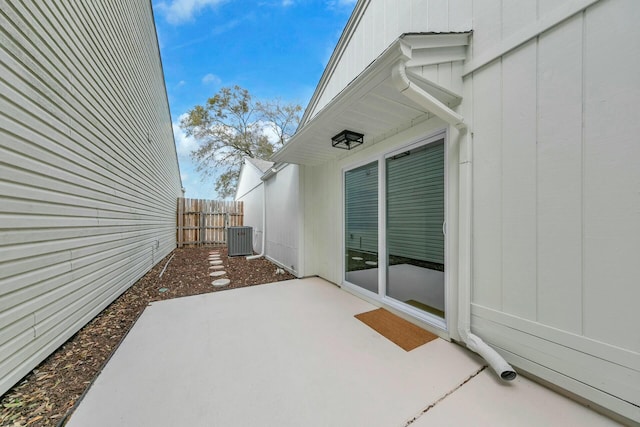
[273,33,470,166]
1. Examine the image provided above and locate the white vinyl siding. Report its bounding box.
[264,165,301,275]
[0,0,182,396]
[345,162,378,255]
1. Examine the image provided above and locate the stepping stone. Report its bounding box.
[212,278,230,287]
[365,261,378,266]
[209,265,225,270]
[209,252,220,256]
[210,271,227,277]
[210,260,223,265]
[352,256,363,261]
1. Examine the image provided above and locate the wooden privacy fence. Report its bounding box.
[177,198,244,247]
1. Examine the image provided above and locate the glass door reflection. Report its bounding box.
[344,161,378,293]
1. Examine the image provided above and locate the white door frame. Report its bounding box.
[341,128,450,333]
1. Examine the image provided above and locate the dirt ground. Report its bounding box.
[0,247,295,427]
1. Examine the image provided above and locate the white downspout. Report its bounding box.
[246,180,266,260]
[392,60,516,381]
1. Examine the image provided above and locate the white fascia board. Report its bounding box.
[300,0,372,126]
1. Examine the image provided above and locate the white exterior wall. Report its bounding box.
[235,161,264,200]
[303,117,453,286]
[303,162,339,282]
[467,0,640,418]
[236,162,266,254]
[307,0,471,121]
[265,165,302,275]
[0,0,182,396]
[237,186,264,254]
[297,0,639,422]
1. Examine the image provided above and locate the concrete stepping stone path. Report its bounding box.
[210,271,226,277]
[210,260,223,265]
[209,265,224,270]
[212,278,230,287]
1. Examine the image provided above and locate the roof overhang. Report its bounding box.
[272,33,470,166]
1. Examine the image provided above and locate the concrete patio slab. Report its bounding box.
[410,369,618,426]
[66,278,616,427]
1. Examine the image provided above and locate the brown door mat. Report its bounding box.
[355,308,438,351]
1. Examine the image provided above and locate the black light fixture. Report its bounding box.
[331,129,364,150]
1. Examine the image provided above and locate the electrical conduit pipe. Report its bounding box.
[392,60,516,381]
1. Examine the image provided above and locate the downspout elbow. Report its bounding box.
[391,60,467,131]
[466,333,517,381]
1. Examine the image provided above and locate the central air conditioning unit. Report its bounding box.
[227,226,253,256]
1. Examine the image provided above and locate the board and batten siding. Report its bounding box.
[295,0,639,421]
[0,0,182,396]
[468,0,640,419]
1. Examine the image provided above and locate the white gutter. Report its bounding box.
[392,59,516,381]
[246,179,267,260]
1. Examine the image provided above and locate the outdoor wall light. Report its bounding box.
[331,130,364,150]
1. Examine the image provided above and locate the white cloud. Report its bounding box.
[173,114,199,158]
[156,0,226,25]
[202,73,221,85]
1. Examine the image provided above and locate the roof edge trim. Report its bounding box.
[300,0,372,126]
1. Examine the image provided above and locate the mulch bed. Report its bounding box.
[0,247,295,427]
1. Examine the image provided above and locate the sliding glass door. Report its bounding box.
[343,134,446,322]
[385,140,445,318]
[344,161,378,293]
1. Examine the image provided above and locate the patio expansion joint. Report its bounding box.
[403,365,487,426]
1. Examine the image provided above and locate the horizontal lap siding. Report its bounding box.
[0,0,182,395]
[345,162,378,254]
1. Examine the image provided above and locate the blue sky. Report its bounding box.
[152,0,357,199]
